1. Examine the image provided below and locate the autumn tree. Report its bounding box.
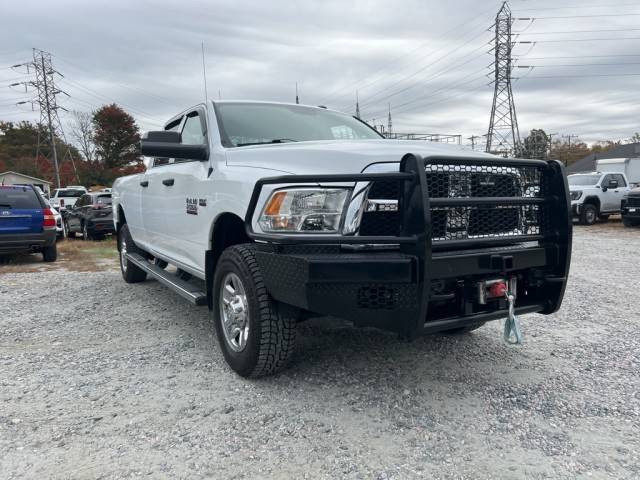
[92,104,141,169]
[69,110,96,162]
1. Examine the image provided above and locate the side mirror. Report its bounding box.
[140,131,208,161]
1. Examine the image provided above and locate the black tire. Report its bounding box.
[64,221,73,238]
[118,224,147,283]
[213,244,297,378]
[82,222,92,241]
[623,217,640,228]
[441,321,486,335]
[42,243,57,262]
[579,204,598,225]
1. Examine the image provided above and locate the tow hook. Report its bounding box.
[478,278,523,345]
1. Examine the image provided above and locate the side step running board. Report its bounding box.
[126,253,207,306]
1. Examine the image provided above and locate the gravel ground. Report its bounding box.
[1,224,639,479]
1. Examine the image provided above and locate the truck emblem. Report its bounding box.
[186,197,198,215]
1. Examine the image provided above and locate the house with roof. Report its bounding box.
[566,143,640,174]
[0,171,52,196]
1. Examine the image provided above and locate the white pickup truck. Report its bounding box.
[112,101,572,377]
[568,171,631,224]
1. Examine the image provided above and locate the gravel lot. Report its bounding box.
[1,223,639,479]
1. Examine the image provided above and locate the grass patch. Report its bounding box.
[0,236,119,274]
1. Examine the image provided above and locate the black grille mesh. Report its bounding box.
[359,161,549,242]
[627,197,640,208]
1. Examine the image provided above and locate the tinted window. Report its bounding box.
[613,174,627,187]
[0,186,42,209]
[181,113,205,145]
[56,189,85,198]
[96,194,112,205]
[216,103,382,147]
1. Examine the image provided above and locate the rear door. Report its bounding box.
[0,186,44,235]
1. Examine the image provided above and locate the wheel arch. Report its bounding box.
[582,196,601,211]
[205,212,252,310]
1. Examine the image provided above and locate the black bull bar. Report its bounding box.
[243,154,572,339]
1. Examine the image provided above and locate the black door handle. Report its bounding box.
[162,178,175,186]
[140,180,149,187]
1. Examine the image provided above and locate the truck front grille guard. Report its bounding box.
[244,154,572,338]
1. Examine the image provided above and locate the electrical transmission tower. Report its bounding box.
[486,2,521,157]
[12,49,77,188]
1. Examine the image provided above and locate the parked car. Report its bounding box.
[0,185,57,261]
[65,192,114,240]
[45,202,64,239]
[622,187,640,227]
[568,172,631,225]
[49,187,87,212]
[112,100,571,378]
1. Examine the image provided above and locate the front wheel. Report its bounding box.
[623,217,640,228]
[213,244,297,378]
[579,204,598,225]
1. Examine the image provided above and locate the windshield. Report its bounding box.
[96,194,112,205]
[55,189,85,198]
[215,102,382,147]
[0,186,42,209]
[568,175,601,186]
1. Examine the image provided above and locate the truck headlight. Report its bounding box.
[258,188,350,233]
[570,190,582,201]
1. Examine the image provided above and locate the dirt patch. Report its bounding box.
[0,236,119,274]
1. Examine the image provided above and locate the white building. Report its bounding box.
[0,171,52,196]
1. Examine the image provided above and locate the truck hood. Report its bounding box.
[225,139,495,174]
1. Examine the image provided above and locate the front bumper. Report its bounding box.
[0,229,56,254]
[255,244,559,335]
[244,154,572,338]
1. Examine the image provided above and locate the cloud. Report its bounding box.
[1,0,638,145]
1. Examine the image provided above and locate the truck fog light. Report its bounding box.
[259,188,349,233]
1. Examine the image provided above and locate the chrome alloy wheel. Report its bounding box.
[120,237,128,273]
[219,272,250,352]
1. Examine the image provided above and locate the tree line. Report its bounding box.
[520,129,640,165]
[0,104,142,188]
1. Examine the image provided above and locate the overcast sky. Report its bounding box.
[1,0,639,147]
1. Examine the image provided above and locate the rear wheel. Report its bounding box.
[580,204,598,225]
[118,224,147,283]
[213,244,297,378]
[82,222,92,241]
[42,243,57,262]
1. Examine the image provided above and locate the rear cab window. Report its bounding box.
[96,194,112,205]
[55,189,85,198]
[0,186,44,209]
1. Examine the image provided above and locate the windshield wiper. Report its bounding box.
[236,138,298,147]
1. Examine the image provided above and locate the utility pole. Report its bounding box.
[562,134,579,167]
[295,82,299,104]
[467,135,481,151]
[387,104,392,138]
[12,49,77,188]
[486,1,521,157]
[355,91,360,119]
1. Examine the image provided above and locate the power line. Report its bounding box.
[354,36,491,110]
[318,2,503,103]
[515,27,640,35]
[520,54,640,60]
[522,72,640,79]
[519,36,640,43]
[517,13,640,19]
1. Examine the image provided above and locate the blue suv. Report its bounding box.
[0,185,57,262]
